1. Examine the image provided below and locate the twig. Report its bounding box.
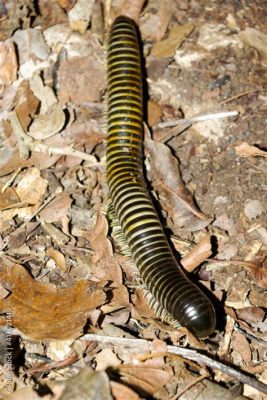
[221,88,267,104]
[8,111,99,166]
[81,333,267,394]
[171,372,209,400]
[157,110,238,129]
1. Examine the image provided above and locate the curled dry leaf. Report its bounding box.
[91,210,122,283]
[47,247,67,272]
[0,258,106,340]
[145,138,212,231]
[151,23,194,58]
[235,142,267,158]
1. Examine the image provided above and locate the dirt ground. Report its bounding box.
[0,0,266,399]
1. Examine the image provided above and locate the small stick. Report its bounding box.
[221,88,267,104]
[8,111,99,166]
[157,110,238,129]
[80,333,267,394]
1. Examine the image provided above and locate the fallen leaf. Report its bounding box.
[13,29,49,65]
[113,0,145,23]
[147,100,162,126]
[16,167,48,205]
[15,80,40,131]
[151,24,194,58]
[231,331,251,364]
[39,192,72,223]
[239,28,267,64]
[181,236,212,272]
[68,0,94,33]
[29,74,57,114]
[47,247,67,272]
[110,381,141,400]
[235,142,267,158]
[91,210,122,282]
[0,258,106,340]
[0,184,20,211]
[58,56,106,104]
[0,39,17,86]
[119,364,173,396]
[95,348,121,371]
[244,199,265,220]
[145,139,212,231]
[29,103,66,140]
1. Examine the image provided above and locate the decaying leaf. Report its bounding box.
[91,210,122,282]
[0,258,106,340]
[58,56,106,104]
[0,184,20,211]
[39,192,72,223]
[145,139,212,231]
[0,39,17,86]
[151,23,194,58]
[68,0,94,33]
[235,142,267,158]
[181,236,212,272]
[119,364,173,396]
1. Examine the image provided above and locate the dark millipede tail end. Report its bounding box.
[106,15,216,339]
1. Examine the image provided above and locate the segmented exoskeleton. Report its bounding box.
[106,15,216,338]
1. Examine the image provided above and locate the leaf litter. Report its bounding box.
[0,0,266,399]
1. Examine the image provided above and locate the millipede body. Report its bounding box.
[106,15,216,338]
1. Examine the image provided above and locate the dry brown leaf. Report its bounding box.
[145,139,212,231]
[151,23,194,58]
[119,364,173,396]
[58,56,106,104]
[181,236,212,272]
[244,259,267,289]
[0,39,17,86]
[111,381,141,400]
[39,192,72,223]
[0,184,20,211]
[235,142,267,158]
[147,100,162,126]
[0,258,106,340]
[231,331,251,364]
[47,247,67,272]
[16,167,48,205]
[15,80,40,131]
[91,210,122,282]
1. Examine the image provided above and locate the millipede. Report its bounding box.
[106,15,216,338]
